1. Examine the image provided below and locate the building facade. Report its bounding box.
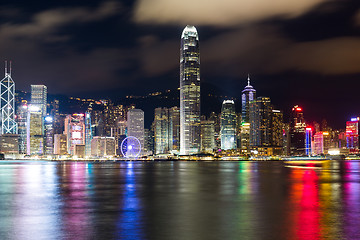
[180,25,201,155]
[127,109,144,155]
[241,76,256,153]
[201,120,215,153]
[1,61,17,134]
[220,100,237,150]
[30,85,47,117]
[64,114,85,155]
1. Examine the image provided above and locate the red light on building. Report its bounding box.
[296,107,302,111]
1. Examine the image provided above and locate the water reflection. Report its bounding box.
[0,160,359,239]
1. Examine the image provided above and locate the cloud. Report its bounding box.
[133,0,327,26]
[0,1,120,39]
[136,26,360,80]
[268,37,360,75]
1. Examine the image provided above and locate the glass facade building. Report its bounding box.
[180,25,201,155]
[241,76,256,153]
[31,85,47,117]
[1,61,17,134]
[220,100,237,150]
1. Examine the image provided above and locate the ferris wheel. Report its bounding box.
[121,136,141,158]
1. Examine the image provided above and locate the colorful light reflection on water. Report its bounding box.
[0,160,359,239]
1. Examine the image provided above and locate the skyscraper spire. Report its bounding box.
[247,74,250,86]
[4,61,7,76]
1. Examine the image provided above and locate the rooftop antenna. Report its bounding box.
[9,60,12,76]
[5,60,7,76]
[247,73,250,86]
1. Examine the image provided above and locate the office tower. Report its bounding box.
[1,61,17,134]
[201,120,215,153]
[54,134,67,155]
[241,75,256,153]
[220,100,237,150]
[154,108,172,154]
[91,136,116,157]
[305,127,313,155]
[64,114,85,155]
[313,131,330,155]
[180,25,201,155]
[169,107,180,152]
[250,97,272,147]
[127,109,144,154]
[17,103,28,154]
[85,112,92,156]
[346,117,359,153]
[44,116,54,155]
[0,134,19,154]
[31,85,47,117]
[26,105,43,155]
[241,75,256,123]
[290,105,306,155]
[209,112,221,150]
[271,110,283,147]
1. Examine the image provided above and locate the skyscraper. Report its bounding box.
[154,108,172,154]
[1,61,17,134]
[346,117,359,153]
[250,97,272,147]
[64,114,85,155]
[26,105,43,155]
[241,75,256,153]
[220,100,237,150]
[31,85,47,117]
[290,105,306,155]
[127,109,144,155]
[180,25,201,155]
[201,120,215,153]
[241,75,256,123]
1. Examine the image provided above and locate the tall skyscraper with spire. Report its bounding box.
[0,61,17,134]
[240,75,256,153]
[241,75,256,123]
[180,25,201,155]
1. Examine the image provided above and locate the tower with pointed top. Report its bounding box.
[180,25,201,155]
[241,75,256,123]
[240,75,256,153]
[0,61,17,134]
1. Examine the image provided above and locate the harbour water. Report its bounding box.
[0,160,359,239]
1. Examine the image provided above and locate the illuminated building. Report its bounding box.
[241,75,256,152]
[271,110,283,147]
[26,105,43,155]
[111,119,127,154]
[85,112,92,156]
[241,75,256,123]
[0,134,19,154]
[209,112,221,150]
[31,85,47,117]
[346,118,359,153]
[250,97,272,147]
[290,105,306,155]
[220,100,237,150]
[17,103,28,154]
[305,127,313,155]
[154,107,172,154]
[170,107,180,152]
[64,114,85,155]
[44,116,54,155]
[1,61,17,134]
[180,25,201,155]
[201,120,215,153]
[54,134,67,155]
[127,109,144,155]
[74,144,85,158]
[91,136,116,157]
[313,131,330,155]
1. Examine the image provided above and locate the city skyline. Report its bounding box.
[1,0,360,129]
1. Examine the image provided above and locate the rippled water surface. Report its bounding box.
[0,160,359,240]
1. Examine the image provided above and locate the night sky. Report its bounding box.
[1,0,360,128]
